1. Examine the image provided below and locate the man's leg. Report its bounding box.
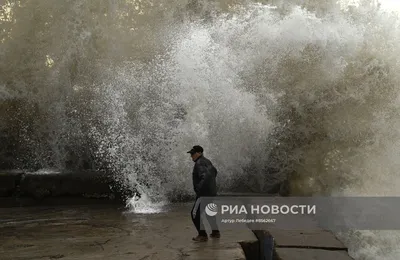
[191,197,207,241]
[205,199,220,238]
[208,214,220,236]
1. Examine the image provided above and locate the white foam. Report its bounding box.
[126,193,167,214]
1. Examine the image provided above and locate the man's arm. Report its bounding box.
[195,161,212,196]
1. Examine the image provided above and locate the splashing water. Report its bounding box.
[2,0,400,259]
[126,192,167,214]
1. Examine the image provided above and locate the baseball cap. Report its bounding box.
[187,145,204,154]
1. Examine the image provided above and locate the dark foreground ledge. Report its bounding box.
[241,230,354,260]
[0,169,131,207]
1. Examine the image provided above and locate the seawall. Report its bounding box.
[0,169,130,206]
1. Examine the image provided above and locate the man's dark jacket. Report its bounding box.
[192,155,218,197]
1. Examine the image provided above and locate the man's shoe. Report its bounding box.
[192,235,208,242]
[210,231,220,238]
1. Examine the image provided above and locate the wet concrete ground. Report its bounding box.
[0,203,255,260]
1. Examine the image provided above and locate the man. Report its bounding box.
[187,145,220,242]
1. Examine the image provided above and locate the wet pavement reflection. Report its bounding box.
[0,203,254,260]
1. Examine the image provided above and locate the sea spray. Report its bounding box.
[2,1,400,258]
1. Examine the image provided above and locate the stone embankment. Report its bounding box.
[0,169,130,206]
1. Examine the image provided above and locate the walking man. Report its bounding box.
[188,145,220,242]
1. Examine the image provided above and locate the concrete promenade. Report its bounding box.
[0,170,356,259]
[0,203,255,260]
